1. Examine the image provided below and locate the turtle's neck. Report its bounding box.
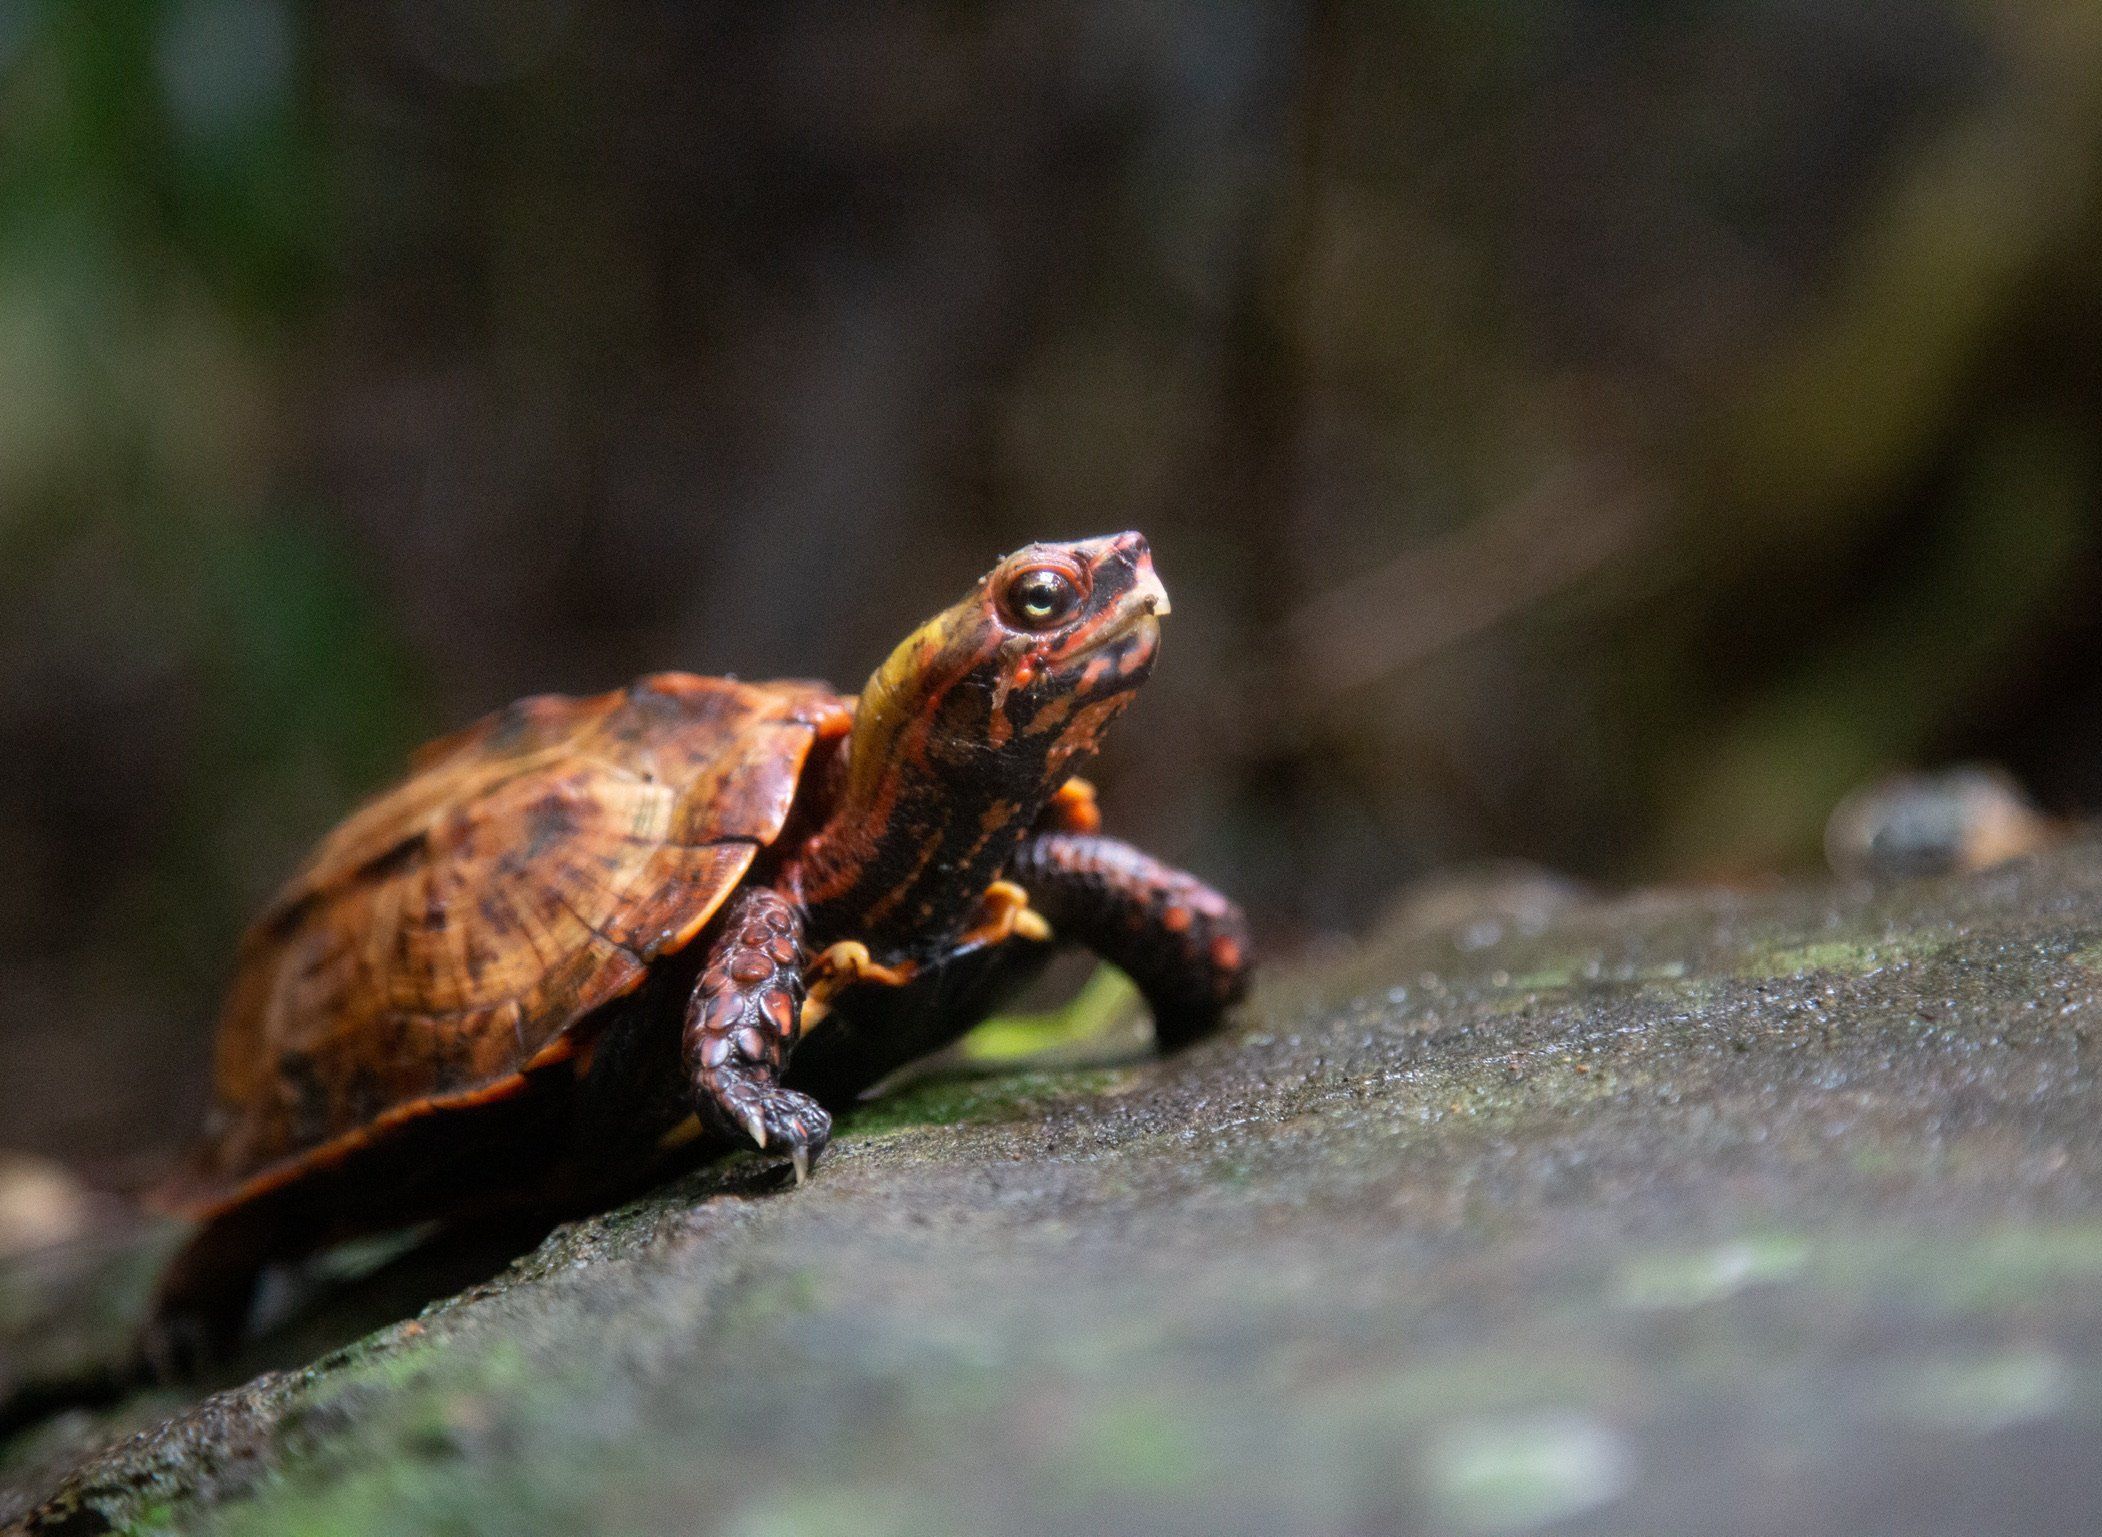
[786,543,1161,962]
[789,625,1129,963]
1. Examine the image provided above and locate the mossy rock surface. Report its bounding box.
[10,844,2102,1534]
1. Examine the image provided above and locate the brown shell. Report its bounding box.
[165,672,851,1219]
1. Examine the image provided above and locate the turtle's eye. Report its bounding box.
[1000,566,1082,630]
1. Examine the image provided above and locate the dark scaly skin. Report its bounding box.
[683,887,829,1176]
[1008,832,1251,1049]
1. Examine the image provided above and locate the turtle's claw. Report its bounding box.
[703,1066,831,1178]
[759,1088,830,1182]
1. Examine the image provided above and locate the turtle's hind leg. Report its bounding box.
[141,1205,280,1380]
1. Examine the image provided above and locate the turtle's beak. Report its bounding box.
[1032,531,1171,666]
[1101,530,1170,624]
[1098,536,1168,674]
[1077,539,1168,679]
[1132,561,1171,619]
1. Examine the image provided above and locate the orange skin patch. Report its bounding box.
[1046,778,1102,834]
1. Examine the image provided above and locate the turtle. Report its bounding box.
[148,531,1250,1368]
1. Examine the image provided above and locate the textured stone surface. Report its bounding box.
[8,844,2102,1535]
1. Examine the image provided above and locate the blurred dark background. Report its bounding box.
[7,0,2102,1180]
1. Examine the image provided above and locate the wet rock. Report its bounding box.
[11,840,2102,1534]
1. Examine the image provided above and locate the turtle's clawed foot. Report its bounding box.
[137,1220,269,1383]
[684,887,829,1183]
[704,1067,832,1180]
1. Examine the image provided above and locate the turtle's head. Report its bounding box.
[800,534,1168,946]
[851,532,1167,788]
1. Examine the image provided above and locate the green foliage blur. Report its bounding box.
[7,0,2102,1164]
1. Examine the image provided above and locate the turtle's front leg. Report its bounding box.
[685,885,831,1181]
[1008,833,1252,1050]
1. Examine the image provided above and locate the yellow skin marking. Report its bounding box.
[808,940,917,1000]
[960,879,1054,947]
[657,1113,706,1152]
[803,880,1050,1027]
